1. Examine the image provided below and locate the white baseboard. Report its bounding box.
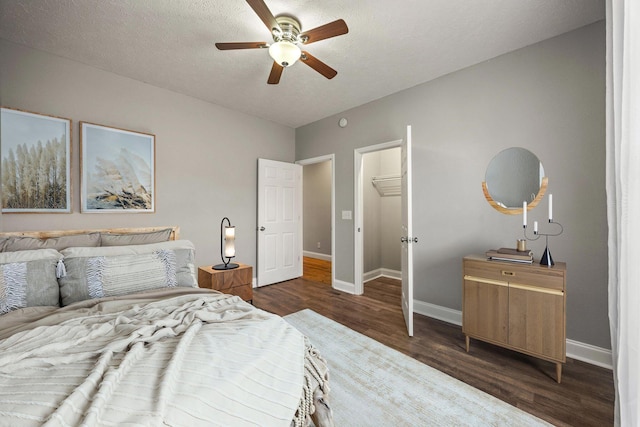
[363,268,402,282]
[363,269,379,282]
[413,299,462,326]
[413,299,612,369]
[566,339,613,369]
[303,250,332,261]
[333,279,356,294]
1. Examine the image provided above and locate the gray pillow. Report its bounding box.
[59,240,197,306]
[0,249,63,314]
[3,233,101,252]
[100,228,173,246]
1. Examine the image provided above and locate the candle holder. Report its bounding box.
[523,220,563,267]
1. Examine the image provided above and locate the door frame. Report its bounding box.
[354,139,403,295]
[296,154,336,288]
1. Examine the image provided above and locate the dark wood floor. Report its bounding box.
[254,258,615,427]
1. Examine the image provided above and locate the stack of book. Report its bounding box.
[486,247,533,264]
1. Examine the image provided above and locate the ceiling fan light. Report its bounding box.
[269,41,301,67]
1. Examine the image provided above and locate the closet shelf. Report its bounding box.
[372,175,401,197]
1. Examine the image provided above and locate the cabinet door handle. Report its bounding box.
[464,275,508,287]
[510,283,564,296]
[502,271,515,276]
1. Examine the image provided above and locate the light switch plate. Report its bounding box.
[341,210,352,220]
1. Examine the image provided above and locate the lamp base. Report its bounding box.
[213,263,240,270]
[540,246,555,267]
[213,263,239,270]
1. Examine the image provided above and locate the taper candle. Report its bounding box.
[534,221,538,234]
[523,201,527,227]
[549,194,553,222]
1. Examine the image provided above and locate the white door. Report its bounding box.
[401,125,414,337]
[257,159,303,286]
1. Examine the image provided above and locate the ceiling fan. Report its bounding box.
[215,0,348,84]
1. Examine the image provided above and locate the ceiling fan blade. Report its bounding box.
[300,51,337,79]
[215,42,267,50]
[268,62,284,84]
[300,19,348,44]
[246,0,280,33]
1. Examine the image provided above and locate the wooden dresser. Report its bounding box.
[198,263,253,303]
[462,255,566,382]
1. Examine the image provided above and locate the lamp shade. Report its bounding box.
[223,226,235,258]
[269,41,301,67]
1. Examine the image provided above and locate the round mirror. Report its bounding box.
[482,147,547,215]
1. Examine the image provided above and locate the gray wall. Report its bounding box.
[363,148,401,275]
[363,152,381,273]
[379,148,401,271]
[0,39,295,269]
[303,161,331,256]
[296,22,608,349]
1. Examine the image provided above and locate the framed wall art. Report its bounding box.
[1,107,72,213]
[80,122,155,213]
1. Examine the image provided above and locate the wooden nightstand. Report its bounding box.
[198,263,253,303]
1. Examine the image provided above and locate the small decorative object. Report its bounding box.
[80,122,155,213]
[1,107,72,213]
[517,239,527,252]
[213,217,239,270]
[522,195,563,267]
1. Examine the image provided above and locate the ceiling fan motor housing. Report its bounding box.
[272,16,303,44]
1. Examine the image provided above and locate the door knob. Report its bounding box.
[400,237,407,243]
[259,226,266,231]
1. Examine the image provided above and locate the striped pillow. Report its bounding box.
[59,240,197,306]
[0,249,63,314]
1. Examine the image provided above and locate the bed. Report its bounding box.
[0,227,332,427]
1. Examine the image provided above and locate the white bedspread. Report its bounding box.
[0,289,307,426]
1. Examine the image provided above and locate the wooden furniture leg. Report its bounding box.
[556,362,562,384]
[465,335,470,352]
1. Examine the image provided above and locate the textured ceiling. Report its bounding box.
[0,0,604,128]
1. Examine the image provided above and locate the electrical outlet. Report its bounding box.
[317,242,321,249]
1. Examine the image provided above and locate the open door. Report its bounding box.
[401,125,414,337]
[257,159,303,286]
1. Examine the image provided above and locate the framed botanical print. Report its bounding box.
[80,122,155,213]
[1,107,72,213]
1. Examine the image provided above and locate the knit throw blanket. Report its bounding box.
[0,289,331,427]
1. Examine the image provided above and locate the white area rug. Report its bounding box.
[284,309,551,427]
